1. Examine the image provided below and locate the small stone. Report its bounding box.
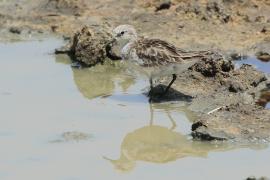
[178,24,184,29]
[155,1,171,12]
[256,51,270,62]
[255,16,266,23]
[228,80,245,92]
[51,25,58,32]
[247,176,256,180]
[55,44,71,54]
[70,25,113,66]
[62,35,71,40]
[261,26,270,34]
[9,27,22,34]
[230,52,247,60]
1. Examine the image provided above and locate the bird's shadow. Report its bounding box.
[143,84,193,103]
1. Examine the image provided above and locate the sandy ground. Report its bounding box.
[0,0,270,54]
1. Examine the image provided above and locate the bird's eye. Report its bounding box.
[120,31,125,35]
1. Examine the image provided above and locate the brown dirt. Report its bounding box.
[68,25,112,66]
[151,56,270,141]
[192,103,270,142]
[0,0,270,55]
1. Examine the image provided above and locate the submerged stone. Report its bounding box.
[253,40,270,62]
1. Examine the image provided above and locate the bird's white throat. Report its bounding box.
[121,42,133,59]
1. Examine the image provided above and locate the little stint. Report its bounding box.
[112,24,211,97]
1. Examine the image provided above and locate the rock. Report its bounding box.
[229,52,248,60]
[256,89,270,107]
[155,1,171,12]
[252,40,270,62]
[192,55,234,77]
[261,26,270,34]
[55,43,71,54]
[54,23,122,65]
[51,25,58,32]
[256,51,270,62]
[192,103,270,142]
[9,27,22,34]
[227,80,245,92]
[69,25,113,66]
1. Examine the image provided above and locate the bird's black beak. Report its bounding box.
[116,33,121,38]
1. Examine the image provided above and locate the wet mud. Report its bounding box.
[155,58,270,141]
[0,0,270,54]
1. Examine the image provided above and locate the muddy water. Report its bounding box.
[0,39,270,180]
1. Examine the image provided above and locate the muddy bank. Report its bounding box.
[150,55,270,141]
[192,104,270,141]
[1,0,270,55]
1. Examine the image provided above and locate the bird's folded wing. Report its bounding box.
[134,38,184,67]
[134,38,210,67]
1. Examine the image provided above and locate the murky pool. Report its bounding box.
[0,39,270,180]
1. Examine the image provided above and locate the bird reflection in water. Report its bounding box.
[104,104,230,172]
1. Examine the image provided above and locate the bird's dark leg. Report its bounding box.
[148,77,154,99]
[149,103,154,126]
[162,74,177,96]
[166,111,177,130]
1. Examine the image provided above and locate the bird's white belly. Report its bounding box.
[150,60,198,79]
[124,58,198,81]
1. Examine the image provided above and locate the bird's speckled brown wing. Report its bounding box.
[133,38,210,67]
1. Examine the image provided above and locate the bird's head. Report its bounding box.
[112,24,137,46]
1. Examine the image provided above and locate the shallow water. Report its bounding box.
[0,39,270,180]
